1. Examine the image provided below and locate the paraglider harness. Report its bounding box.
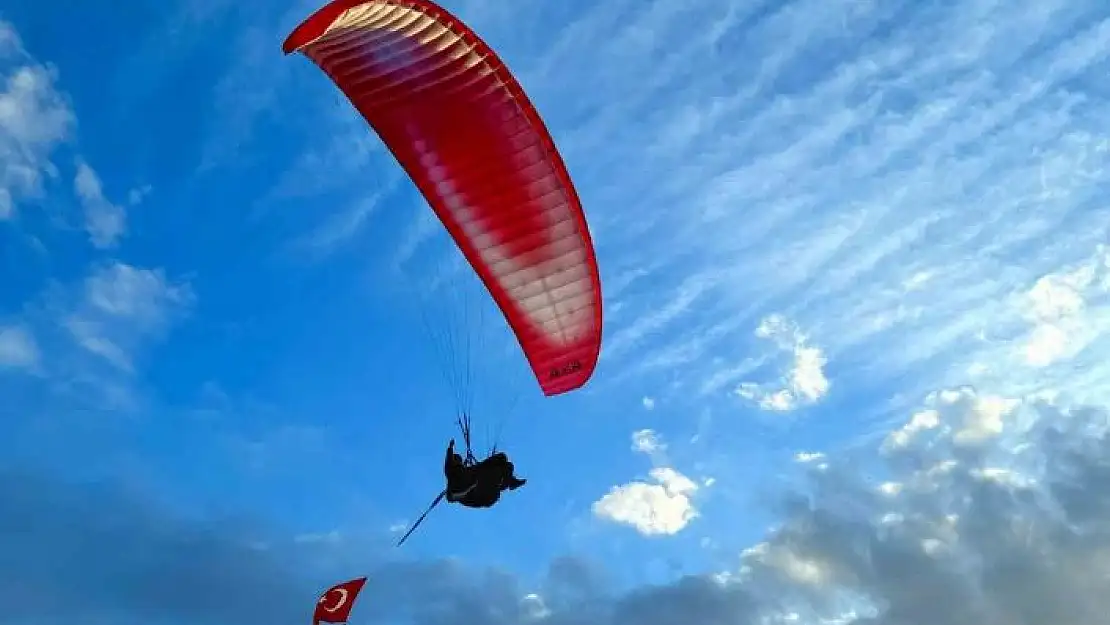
[443,414,483,501]
[395,413,510,546]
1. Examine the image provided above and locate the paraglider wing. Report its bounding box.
[283,0,603,396]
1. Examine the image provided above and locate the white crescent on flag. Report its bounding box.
[320,588,349,612]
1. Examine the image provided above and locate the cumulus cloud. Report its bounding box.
[736,314,830,411]
[1015,245,1110,368]
[601,390,1110,624]
[748,392,1110,625]
[593,430,702,536]
[642,396,656,411]
[593,467,700,536]
[794,451,827,464]
[7,388,1110,624]
[882,387,1019,452]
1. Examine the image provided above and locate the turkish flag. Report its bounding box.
[312,577,367,625]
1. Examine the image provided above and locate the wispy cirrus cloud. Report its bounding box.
[63,262,194,373]
[257,0,1110,421]
[473,0,1110,420]
[4,261,196,411]
[180,0,1110,419]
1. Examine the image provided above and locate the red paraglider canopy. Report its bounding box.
[284,0,603,396]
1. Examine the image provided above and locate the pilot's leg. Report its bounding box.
[503,459,526,490]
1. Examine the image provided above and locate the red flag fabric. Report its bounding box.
[312,577,367,625]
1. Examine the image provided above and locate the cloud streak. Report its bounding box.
[63,262,194,373]
[369,0,1110,421]
[169,0,1110,420]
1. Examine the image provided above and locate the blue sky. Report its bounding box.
[4,0,1110,623]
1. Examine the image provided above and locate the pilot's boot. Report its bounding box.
[507,476,527,490]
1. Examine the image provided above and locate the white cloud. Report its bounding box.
[292,530,341,545]
[631,428,665,455]
[126,184,151,206]
[293,191,387,255]
[951,392,1017,447]
[0,24,186,403]
[742,542,833,587]
[591,387,1099,625]
[62,262,193,373]
[0,23,73,219]
[73,159,126,248]
[1,19,129,251]
[83,262,191,326]
[1015,245,1110,368]
[735,314,830,411]
[519,593,551,621]
[0,260,194,410]
[65,318,133,372]
[882,387,1019,452]
[592,466,700,536]
[595,429,703,536]
[642,396,656,410]
[0,325,39,370]
[883,407,941,452]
